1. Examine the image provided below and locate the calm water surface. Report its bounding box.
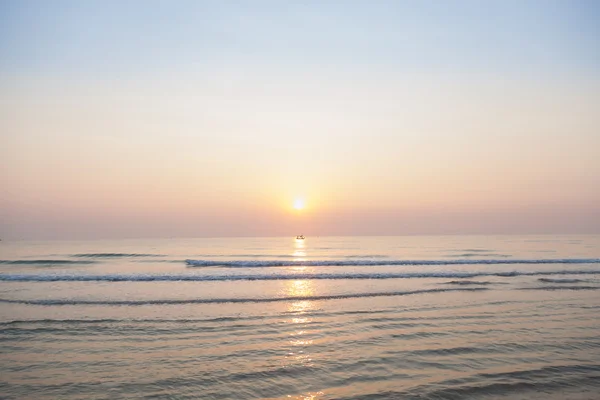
[1,235,600,399]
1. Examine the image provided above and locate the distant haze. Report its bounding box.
[1,1,599,239]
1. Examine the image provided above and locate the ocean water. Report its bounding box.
[1,235,600,399]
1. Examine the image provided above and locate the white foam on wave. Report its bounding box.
[1,269,599,282]
[185,258,600,267]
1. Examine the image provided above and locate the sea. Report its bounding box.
[1,235,599,399]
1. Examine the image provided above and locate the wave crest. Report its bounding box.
[185,258,600,268]
[1,269,599,282]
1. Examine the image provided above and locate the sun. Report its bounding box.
[293,198,305,210]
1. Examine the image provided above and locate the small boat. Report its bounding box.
[296,235,305,240]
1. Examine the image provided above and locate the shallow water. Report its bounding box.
[1,235,599,399]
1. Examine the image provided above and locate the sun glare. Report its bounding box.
[293,199,305,210]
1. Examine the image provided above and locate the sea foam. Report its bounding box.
[185,258,600,268]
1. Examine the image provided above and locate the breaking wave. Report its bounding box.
[538,278,587,283]
[447,253,511,258]
[1,269,599,282]
[521,286,600,291]
[185,258,600,267]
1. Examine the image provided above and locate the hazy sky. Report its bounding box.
[1,0,599,239]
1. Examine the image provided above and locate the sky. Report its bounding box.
[1,0,599,239]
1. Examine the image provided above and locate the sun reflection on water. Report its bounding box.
[288,280,312,296]
[292,238,307,269]
[291,317,310,324]
[285,392,325,400]
[282,279,318,369]
[286,281,316,314]
[279,240,323,399]
[292,248,306,259]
